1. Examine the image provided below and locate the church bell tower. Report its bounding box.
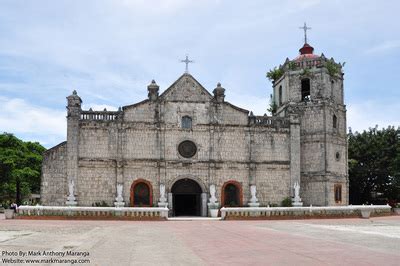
[269,25,348,206]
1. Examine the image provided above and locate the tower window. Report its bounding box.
[301,79,311,101]
[335,152,340,161]
[334,184,342,203]
[333,114,337,129]
[181,116,192,129]
[278,86,282,105]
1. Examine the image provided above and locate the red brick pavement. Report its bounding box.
[167,218,400,265]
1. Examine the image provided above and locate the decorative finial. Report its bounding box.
[299,22,311,44]
[72,90,77,95]
[148,79,159,88]
[213,82,225,103]
[103,108,107,111]
[147,79,159,101]
[180,54,194,74]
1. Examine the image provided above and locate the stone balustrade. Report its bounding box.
[253,116,290,128]
[17,206,169,220]
[80,111,120,121]
[220,205,391,220]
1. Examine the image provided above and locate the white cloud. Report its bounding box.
[82,104,118,111]
[0,97,66,145]
[347,100,400,133]
[118,0,216,15]
[228,94,268,115]
[0,0,399,144]
[365,40,400,54]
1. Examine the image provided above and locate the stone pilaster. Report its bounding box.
[66,90,81,205]
[248,127,256,185]
[289,114,300,198]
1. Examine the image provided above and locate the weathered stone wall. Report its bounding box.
[219,104,248,125]
[252,129,290,162]
[41,142,67,206]
[321,72,344,105]
[79,125,115,159]
[255,164,291,205]
[77,161,116,206]
[162,102,210,125]
[123,128,159,160]
[300,176,326,206]
[123,100,154,123]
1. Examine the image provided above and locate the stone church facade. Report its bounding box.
[41,42,348,216]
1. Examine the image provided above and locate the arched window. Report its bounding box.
[334,184,342,203]
[278,86,283,105]
[181,116,192,129]
[301,78,311,101]
[221,181,243,207]
[333,114,337,129]
[130,179,153,207]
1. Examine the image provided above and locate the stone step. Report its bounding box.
[168,216,221,221]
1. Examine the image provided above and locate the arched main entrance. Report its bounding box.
[171,179,202,216]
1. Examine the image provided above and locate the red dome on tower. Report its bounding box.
[294,43,320,61]
[299,43,314,54]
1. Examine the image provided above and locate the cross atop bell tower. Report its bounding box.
[299,22,311,44]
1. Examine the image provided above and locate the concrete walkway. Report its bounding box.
[0,214,399,265]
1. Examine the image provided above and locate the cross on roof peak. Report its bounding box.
[299,22,312,44]
[181,54,194,74]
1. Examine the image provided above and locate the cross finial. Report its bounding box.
[181,54,194,74]
[299,22,311,44]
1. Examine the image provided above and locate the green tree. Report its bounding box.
[348,126,400,204]
[0,133,45,205]
[266,67,284,83]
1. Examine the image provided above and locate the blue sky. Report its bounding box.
[0,0,399,148]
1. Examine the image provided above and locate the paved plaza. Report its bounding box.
[0,214,399,265]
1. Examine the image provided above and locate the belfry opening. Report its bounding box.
[171,179,202,216]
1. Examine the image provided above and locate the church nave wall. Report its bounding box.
[77,165,116,206]
[255,164,291,205]
[41,142,67,206]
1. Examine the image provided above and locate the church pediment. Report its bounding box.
[160,73,213,102]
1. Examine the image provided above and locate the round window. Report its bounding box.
[178,140,197,158]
